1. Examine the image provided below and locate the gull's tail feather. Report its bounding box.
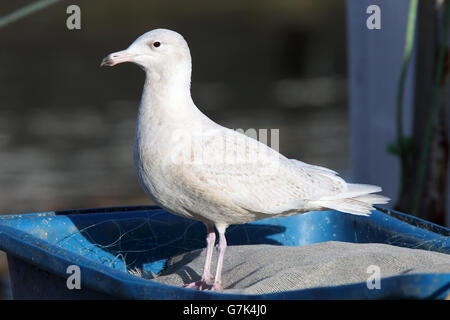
[312,184,390,216]
[315,198,374,216]
[353,194,390,205]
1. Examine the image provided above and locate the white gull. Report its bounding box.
[101,28,389,291]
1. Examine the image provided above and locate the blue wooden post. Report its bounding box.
[346,0,416,208]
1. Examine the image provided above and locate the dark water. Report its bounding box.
[0,98,350,214]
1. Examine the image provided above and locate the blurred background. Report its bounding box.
[0,0,448,299]
[0,0,349,214]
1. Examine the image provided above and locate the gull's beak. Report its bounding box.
[100,50,135,67]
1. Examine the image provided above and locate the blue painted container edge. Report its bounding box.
[0,206,449,299]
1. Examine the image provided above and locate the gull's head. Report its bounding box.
[101,28,191,78]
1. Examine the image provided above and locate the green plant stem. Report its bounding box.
[412,0,450,215]
[0,0,62,30]
[396,0,419,194]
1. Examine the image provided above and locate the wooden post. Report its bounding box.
[346,0,416,206]
[347,0,450,226]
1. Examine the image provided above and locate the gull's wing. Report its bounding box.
[168,127,347,215]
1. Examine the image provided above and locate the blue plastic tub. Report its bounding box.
[0,205,449,299]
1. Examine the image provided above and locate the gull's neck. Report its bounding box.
[139,70,194,120]
[136,69,212,142]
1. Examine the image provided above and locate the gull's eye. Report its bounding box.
[153,41,161,48]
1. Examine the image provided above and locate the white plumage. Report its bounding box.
[101,28,389,290]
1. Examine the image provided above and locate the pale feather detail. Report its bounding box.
[162,127,388,222]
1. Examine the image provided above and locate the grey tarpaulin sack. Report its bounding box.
[146,241,450,294]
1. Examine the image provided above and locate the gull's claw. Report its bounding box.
[209,282,222,291]
[183,280,211,291]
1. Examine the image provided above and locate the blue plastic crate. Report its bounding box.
[0,206,449,299]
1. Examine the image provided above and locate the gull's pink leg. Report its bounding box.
[183,223,215,290]
[201,225,216,282]
[210,225,227,290]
